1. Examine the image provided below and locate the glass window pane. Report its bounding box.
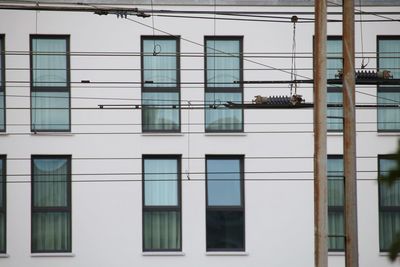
[143,211,181,250]
[32,38,67,87]
[143,40,177,87]
[327,39,342,79]
[380,211,400,251]
[32,212,70,252]
[0,91,4,131]
[144,159,178,206]
[380,158,400,206]
[205,92,242,131]
[0,212,5,252]
[327,91,343,131]
[328,157,344,206]
[206,210,244,250]
[207,159,241,206]
[32,92,70,131]
[33,158,68,207]
[328,211,345,250]
[142,92,179,131]
[0,159,3,208]
[206,40,240,88]
[378,91,400,131]
[378,38,400,131]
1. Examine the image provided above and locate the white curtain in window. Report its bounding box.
[206,92,242,131]
[32,92,70,131]
[327,91,343,131]
[143,211,180,250]
[206,40,240,88]
[378,39,400,131]
[142,92,179,131]
[32,38,67,87]
[327,39,342,79]
[379,158,400,250]
[144,159,178,206]
[327,157,344,250]
[143,40,176,87]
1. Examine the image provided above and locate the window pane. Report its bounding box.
[206,210,244,250]
[143,211,181,250]
[144,159,178,206]
[378,38,400,131]
[143,40,177,87]
[207,159,241,206]
[328,211,345,250]
[32,212,70,252]
[0,91,4,131]
[378,91,400,131]
[32,91,70,131]
[0,159,3,208]
[327,91,343,131]
[0,212,4,252]
[327,39,342,79]
[33,158,68,207]
[142,92,179,131]
[328,157,344,206]
[205,92,242,131]
[32,38,67,87]
[206,40,240,88]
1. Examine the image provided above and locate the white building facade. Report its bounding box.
[0,1,400,266]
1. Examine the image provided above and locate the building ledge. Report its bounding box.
[328,251,345,256]
[204,132,247,137]
[141,133,184,137]
[377,132,400,136]
[31,253,75,257]
[206,251,248,256]
[31,132,74,136]
[142,252,185,256]
[0,254,9,258]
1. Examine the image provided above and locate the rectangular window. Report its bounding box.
[142,156,181,251]
[379,155,400,251]
[327,37,343,131]
[206,156,244,251]
[327,155,344,251]
[141,37,180,132]
[31,156,71,253]
[0,35,5,132]
[378,36,400,131]
[31,35,70,132]
[0,156,6,253]
[205,37,243,132]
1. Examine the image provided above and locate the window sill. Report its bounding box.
[31,132,74,136]
[328,251,345,256]
[0,254,9,258]
[327,132,343,136]
[204,132,247,137]
[377,132,400,136]
[206,251,248,256]
[379,252,390,257]
[142,252,185,256]
[0,132,8,136]
[31,253,75,257]
[141,133,184,137]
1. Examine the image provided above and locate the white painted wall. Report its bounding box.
[0,4,399,267]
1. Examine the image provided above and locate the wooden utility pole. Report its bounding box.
[313,0,328,267]
[343,0,359,267]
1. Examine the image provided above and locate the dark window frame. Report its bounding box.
[377,35,400,132]
[0,155,6,253]
[204,36,244,133]
[31,155,72,253]
[0,35,5,132]
[140,36,181,133]
[327,36,343,133]
[30,34,71,132]
[142,154,182,252]
[327,154,344,252]
[378,154,400,252]
[205,155,245,252]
